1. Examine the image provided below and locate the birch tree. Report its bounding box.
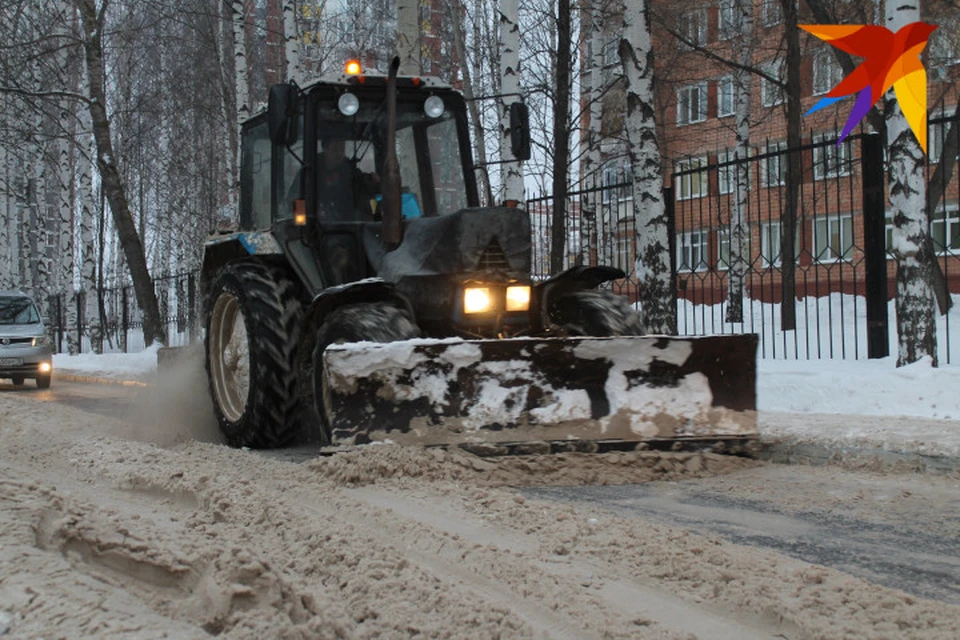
[499,0,524,207]
[886,0,937,366]
[397,0,420,75]
[282,0,302,85]
[232,0,249,219]
[77,0,164,346]
[620,0,673,334]
[449,0,493,204]
[726,0,753,323]
[580,0,604,267]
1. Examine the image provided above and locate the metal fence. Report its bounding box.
[530,122,960,362]
[49,115,960,362]
[48,271,200,354]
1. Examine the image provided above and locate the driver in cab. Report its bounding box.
[316,134,379,220]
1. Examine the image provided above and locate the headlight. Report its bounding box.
[424,95,445,118]
[39,362,52,373]
[32,335,49,347]
[463,287,493,314]
[505,286,531,312]
[338,92,359,116]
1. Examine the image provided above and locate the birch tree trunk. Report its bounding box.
[620,0,674,334]
[449,0,492,204]
[498,0,524,207]
[886,0,937,366]
[58,4,79,353]
[726,0,752,323]
[78,121,101,353]
[397,0,420,75]
[581,0,603,268]
[282,0,302,85]
[231,0,249,222]
[548,0,571,274]
[0,141,13,290]
[78,0,165,347]
[780,0,800,331]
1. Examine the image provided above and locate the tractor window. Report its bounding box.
[426,116,467,214]
[240,122,272,229]
[315,93,470,219]
[276,114,304,221]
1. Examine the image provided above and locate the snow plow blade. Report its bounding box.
[322,334,758,449]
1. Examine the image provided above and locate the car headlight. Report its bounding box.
[32,335,49,347]
[463,287,493,314]
[505,286,531,312]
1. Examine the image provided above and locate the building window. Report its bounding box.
[761,0,782,26]
[603,37,619,67]
[718,148,749,195]
[718,227,752,270]
[677,82,707,125]
[931,205,960,254]
[813,215,854,262]
[929,28,960,69]
[929,110,959,163]
[677,9,708,50]
[759,220,799,267]
[761,60,785,107]
[718,0,740,40]
[616,232,635,273]
[813,133,853,179]
[813,50,843,96]
[677,230,709,271]
[601,160,631,204]
[717,75,736,118]
[760,141,788,187]
[675,156,708,200]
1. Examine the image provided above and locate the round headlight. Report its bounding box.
[338,92,359,116]
[424,95,445,118]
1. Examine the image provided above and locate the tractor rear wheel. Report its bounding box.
[550,290,644,336]
[312,302,419,443]
[206,260,303,448]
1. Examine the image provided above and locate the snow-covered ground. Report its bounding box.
[53,342,960,460]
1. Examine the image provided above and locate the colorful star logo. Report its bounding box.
[801,22,937,153]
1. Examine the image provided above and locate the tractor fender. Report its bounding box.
[302,278,416,334]
[200,233,284,307]
[535,265,625,330]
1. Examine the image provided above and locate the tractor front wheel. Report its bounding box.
[311,302,419,443]
[206,260,303,449]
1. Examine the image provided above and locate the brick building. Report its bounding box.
[580,0,960,307]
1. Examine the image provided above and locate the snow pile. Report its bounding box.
[758,355,960,420]
[53,343,161,380]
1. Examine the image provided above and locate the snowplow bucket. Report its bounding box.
[322,334,758,449]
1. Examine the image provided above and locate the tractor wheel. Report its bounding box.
[35,374,51,389]
[550,290,644,337]
[206,260,303,449]
[11,376,24,386]
[311,302,419,443]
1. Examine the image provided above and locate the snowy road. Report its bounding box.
[2,377,960,638]
[526,464,960,604]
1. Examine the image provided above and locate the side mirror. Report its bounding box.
[509,101,531,161]
[268,83,299,146]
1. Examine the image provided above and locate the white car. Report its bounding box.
[0,291,53,389]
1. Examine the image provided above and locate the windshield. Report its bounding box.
[279,92,470,222]
[0,296,40,325]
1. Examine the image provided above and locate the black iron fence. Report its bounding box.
[530,120,959,362]
[48,271,200,354]
[49,115,960,362]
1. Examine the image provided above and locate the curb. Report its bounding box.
[757,439,960,475]
[55,372,152,388]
